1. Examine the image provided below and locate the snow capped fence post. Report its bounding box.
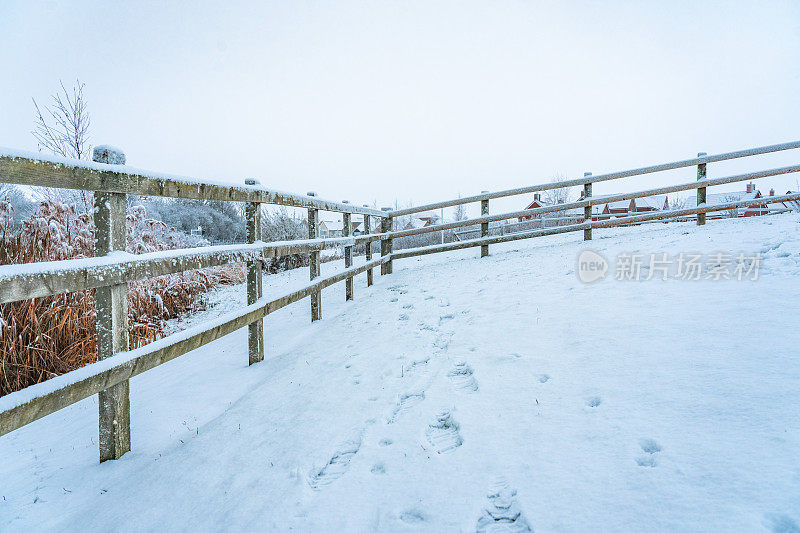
[380,208,393,275]
[307,193,321,321]
[343,203,353,301]
[583,173,593,240]
[481,192,490,257]
[697,152,707,226]
[92,145,131,462]
[363,206,373,286]
[245,197,264,364]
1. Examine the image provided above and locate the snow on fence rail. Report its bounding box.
[1,140,799,464]
[0,146,392,462]
[382,141,800,260]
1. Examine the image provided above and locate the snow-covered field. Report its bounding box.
[2,214,800,532]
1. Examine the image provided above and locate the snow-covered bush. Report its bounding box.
[0,197,244,396]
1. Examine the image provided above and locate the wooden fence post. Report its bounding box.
[481,191,489,257]
[697,152,707,226]
[363,206,373,286]
[92,145,130,462]
[583,172,592,240]
[343,203,353,301]
[380,207,393,275]
[307,192,321,321]
[245,196,264,364]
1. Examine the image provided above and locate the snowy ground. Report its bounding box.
[2,214,800,532]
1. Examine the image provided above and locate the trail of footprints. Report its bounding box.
[312,292,660,528]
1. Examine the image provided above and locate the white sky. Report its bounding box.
[1,1,799,217]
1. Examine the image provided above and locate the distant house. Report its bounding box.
[403,212,440,230]
[518,192,665,223]
[318,219,362,238]
[683,182,766,218]
[779,190,800,212]
[318,220,343,238]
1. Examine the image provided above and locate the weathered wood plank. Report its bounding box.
[0,256,388,438]
[93,147,130,462]
[388,141,800,217]
[343,211,353,301]
[0,150,385,217]
[0,234,388,305]
[481,194,489,257]
[364,213,374,286]
[246,201,264,365]
[697,152,707,226]
[380,210,393,275]
[583,173,592,241]
[392,223,589,260]
[308,206,321,321]
[388,164,800,240]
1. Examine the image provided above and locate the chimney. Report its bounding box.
[534,193,541,201]
[746,182,753,193]
[770,188,775,196]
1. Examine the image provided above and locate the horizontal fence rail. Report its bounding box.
[0,148,385,217]
[0,256,387,437]
[392,193,800,259]
[390,140,800,217]
[387,164,800,241]
[0,233,387,304]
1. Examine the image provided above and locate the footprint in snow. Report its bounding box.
[425,410,463,454]
[406,357,430,372]
[387,392,425,423]
[537,374,550,383]
[475,477,532,532]
[399,509,429,524]
[447,362,478,392]
[307,431,363,489]
[586,396,602,408]
[636,438,662,468]
[639,438,662,454]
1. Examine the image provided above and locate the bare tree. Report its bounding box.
[32,80,92,160]
[31,79,92,210]
[542,173,573,205]
[452,195,467,221]
[670,195,688,210]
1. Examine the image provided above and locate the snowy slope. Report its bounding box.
[2,215,800,532]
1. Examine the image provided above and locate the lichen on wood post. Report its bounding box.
[343,203,353,301]
[363,207,373,286]
[480,192,489,257]
[246,198,264,364]
[307,193,321,320]
[583,173,592,241]
[697,152,707,226]
[92,145,131,463]
[380,208,393,275]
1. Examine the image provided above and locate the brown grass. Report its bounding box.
[0,198,244,396]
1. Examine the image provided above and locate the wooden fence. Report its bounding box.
[0,146,391,462]
[1,140,799,463]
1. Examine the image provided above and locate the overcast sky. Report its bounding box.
[1,1,799,217]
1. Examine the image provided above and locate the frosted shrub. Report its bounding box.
[0,198,244,396]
